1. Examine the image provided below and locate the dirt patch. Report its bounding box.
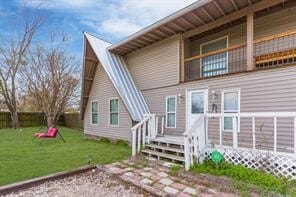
[4,170,154,197]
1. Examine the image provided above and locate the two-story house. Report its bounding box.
[81,0,296,179]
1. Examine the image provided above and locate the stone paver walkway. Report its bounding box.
[101,157,239,197]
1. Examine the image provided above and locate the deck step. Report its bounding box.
[141,149,185,162]
[150,135,183,145]
[145,144,184,154]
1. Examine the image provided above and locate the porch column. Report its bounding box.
[247,12,254,71]
[180,34,185,82]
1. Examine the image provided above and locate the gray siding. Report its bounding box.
[126,35,180,90]
[142,66,296,153]
[84,63,132,141]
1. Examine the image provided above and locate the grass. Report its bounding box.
[190,160,296,196]
[0,126,131,186]
[169,164,181,176]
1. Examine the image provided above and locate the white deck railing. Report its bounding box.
[184,112,296,171]
[131,114,165,156]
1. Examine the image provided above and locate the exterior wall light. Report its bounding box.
[178,93,184,103]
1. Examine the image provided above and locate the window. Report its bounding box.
[222,90,240,131]
[201,36,228,77]
[91,101,98,125]
[166,96,176,128]
[191,92,204,114]
[109,98,119,126]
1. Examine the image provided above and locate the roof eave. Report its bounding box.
[108,0,212,51]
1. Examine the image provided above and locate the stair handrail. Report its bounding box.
[131,114,152,131]
[131,114,153,156]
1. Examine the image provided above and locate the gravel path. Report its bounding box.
[4,169,154,197]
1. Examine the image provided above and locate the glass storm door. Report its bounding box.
[186,89,208,131]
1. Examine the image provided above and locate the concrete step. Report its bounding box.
[145,144,184,154]
[141,149,185,162]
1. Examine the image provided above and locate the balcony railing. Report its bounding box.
[184,30,296,82]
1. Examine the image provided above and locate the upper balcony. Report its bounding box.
[183,30,296,82]
[180,2,296,82]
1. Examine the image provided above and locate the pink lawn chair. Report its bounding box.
[33,127,65,144]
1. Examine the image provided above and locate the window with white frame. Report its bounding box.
[109,99,119,126]
[222,90,240,131]
[201,36,228,77]
[91,101,98,125]
[166,96,176,128]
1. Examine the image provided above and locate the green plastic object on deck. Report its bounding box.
[211,150,223,165]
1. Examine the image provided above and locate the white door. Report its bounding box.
[186,89,208,130]
[186,89,208,162]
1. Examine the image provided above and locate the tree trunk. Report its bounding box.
[11,110,20,129]
[47,114,56,128]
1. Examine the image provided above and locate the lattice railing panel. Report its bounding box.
[205,147,296,180]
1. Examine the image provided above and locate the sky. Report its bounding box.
[0,0,197,61]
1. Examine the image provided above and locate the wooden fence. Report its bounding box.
[59,113,83,130]
[0,112,83,130]
[0,112,44,128]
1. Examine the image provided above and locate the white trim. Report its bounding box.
[90,100,99,125]
[210,145,296,159]
[200,35,229,78]
[207,112,296,118]
[165,95,177,129]
[108,97,119,127]
[221,89,241,132]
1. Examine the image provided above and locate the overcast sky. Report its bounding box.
[0,0,197,60]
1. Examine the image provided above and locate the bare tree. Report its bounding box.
[0,10,42,128]
[22,33,80,127]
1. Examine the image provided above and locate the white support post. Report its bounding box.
[150,114,156,140]
[142,122,146,147]
[161,117,164,135]
[132,129,136,156]
[193,131,198,162]
[232,116,238,148]
[219,116,222,146]
[252,117,256,150]
[247,12,254,71]
[205,116,208,145]
[273,117,277,152]
[184,136,190,171]
[294,117,296,154]
[137,127,141,153]
[147,117,151,144]
[198,116,206,163]
[155,116,159,136]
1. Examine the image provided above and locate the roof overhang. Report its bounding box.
[109,0,291,55]
[81,33,150,121]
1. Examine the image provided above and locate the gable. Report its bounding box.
[81,33,150,121]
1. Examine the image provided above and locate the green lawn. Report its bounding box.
[0,127,131,186]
